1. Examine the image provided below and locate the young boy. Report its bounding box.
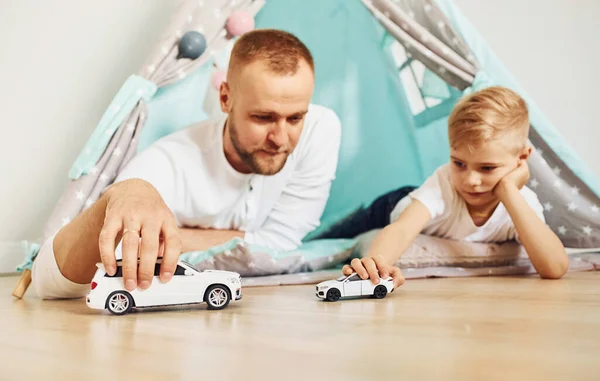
[341,86,569,287]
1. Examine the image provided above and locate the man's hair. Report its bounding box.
[228,29,314,76]
[448,86,530,153]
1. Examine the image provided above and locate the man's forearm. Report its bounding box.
[54,191,112,284]
[179,228,244,253]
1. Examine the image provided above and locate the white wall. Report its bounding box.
[0,1,176,242]
[0,1,599,267]
[454,0,600,179]
[0,0,177,271]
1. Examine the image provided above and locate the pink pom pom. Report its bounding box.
[211,70,227,89]
[226,11,255,37]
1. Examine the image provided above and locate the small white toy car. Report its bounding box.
[315,273,394,302]
[86,259,242,315]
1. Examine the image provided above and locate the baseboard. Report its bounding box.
[0,241,24,275]
[566,247,600,254]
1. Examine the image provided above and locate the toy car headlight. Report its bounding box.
[228,277,239,284]
[319,285,329,290]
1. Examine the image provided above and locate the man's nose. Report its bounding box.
[268,121,288,149]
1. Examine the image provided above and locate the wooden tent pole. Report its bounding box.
[12,269,32,299]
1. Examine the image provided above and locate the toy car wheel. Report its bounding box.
[326,288,341,302]
[373,285,388,299]
[106,291,134,315]
[205,285,231,310]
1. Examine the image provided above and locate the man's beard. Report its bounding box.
[228,117,290,176]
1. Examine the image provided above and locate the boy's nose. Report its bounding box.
[466,171,482,187]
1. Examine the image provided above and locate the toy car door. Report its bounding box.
[133,264,190,307]
[342,274,362,297]
[360,279,377,296]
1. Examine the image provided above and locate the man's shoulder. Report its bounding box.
[299,104,341,146]
[307,103,339,121]
[147,119,222,153]
[305,104,341,131]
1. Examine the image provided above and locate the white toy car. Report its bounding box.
[86,259,242,315]
[315,273,394,302]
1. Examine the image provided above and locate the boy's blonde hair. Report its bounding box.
[448,86,529,153]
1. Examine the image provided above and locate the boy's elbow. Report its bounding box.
[539,254,569,280]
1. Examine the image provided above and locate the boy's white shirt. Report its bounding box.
[113,103,342,252]
[389,163,545,243]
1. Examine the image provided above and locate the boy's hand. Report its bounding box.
[494,160,530,198]
[342,256,405,289]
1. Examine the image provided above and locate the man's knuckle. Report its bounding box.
[98,230,109,242]
[163,231,180,242]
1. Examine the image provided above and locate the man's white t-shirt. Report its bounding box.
[389,163,545,243]
[114,104,341,251]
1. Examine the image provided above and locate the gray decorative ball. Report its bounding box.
[177,31,207,60]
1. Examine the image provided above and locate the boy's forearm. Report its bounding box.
[496,183,569,279]
[367,223,416,265]
[367,200,431,266]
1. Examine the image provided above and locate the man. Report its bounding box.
[32,29,342,299]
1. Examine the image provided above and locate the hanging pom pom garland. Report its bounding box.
[226,11,255,36]
[177,31,207,59]
[211,70,227,89]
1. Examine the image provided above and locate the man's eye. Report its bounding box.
[288,117,303,124]
[253,115,271,121]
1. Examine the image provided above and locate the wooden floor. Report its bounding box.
[1,271,599,381]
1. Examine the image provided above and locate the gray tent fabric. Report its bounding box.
[199,232,600,287]
[527,130,600,248]
[361,0,478,90]
[41,0,265,241]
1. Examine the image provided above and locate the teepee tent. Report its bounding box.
[12,0,600,297]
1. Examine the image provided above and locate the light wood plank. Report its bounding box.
[1,272,599,381]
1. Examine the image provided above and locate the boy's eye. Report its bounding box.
[453,161,465,169]
[481,166,497,172]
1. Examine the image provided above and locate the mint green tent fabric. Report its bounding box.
[139,60,214,152]
[69,75,157,179]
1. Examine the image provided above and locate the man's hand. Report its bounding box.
[494,160,530,199]
[342,256,405,289]
[99,179,181,291]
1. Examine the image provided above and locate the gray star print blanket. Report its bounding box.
[179,232,600,287]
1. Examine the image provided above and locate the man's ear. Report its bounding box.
[219,82,232,113]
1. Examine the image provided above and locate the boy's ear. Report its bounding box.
[519,145,532,161]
